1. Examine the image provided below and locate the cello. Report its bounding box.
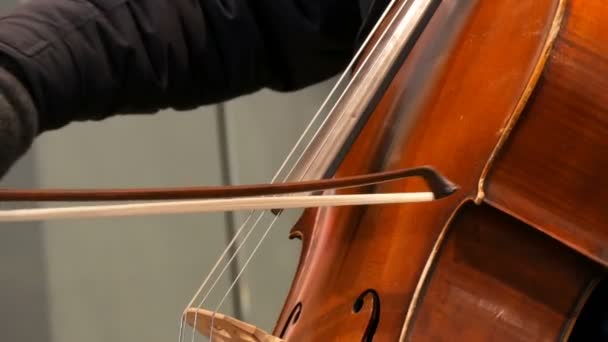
[1,0,608,340]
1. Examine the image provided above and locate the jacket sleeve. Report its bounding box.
[0,0,363,132]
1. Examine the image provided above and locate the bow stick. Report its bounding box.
[0,166,455,201]
[0,166,457,222]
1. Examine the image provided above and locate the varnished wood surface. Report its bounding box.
[485,0,608,267]
[407,203,601,341]
[272,0,562,340]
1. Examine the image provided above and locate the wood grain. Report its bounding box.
[407,203,600,341]
[272,0,562,340]
[485,0,608,267]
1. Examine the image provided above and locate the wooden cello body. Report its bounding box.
[272,0,608,340]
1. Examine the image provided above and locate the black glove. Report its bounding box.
[0,67,38,178]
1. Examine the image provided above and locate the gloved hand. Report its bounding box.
[0,67,38,178]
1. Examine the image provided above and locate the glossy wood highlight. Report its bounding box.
[272,0,562,340]
[485,0,608,267]
[407,203,601,341]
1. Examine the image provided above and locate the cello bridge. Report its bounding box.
[184,308,285,342]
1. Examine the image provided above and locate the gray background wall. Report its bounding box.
[0,80,335,342]
[0,1,337,339]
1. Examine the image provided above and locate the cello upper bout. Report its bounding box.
[484,0,608,267]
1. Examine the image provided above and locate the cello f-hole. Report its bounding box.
[352,289,381,341]
[279,302,302,338]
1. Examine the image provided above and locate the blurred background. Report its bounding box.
[0,1,337,341]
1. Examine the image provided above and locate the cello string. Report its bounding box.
[195,0,406,338]
[185,0,399,318]
[179,0,370,323]
[198,0,405,309]
[280,0,421,187]
[180,0,402,340]
[188,212,266,342]
[178,212,259,339]
[206,0,415,336]
[198,1,405,338]
[181,69,342,341]
[179,45,345,339]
